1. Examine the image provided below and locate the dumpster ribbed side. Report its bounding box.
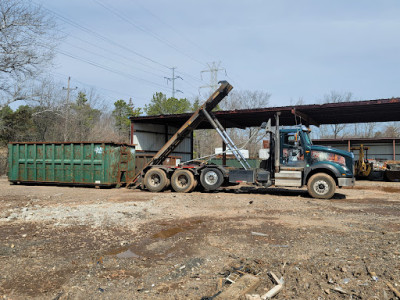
[7,142,135,187]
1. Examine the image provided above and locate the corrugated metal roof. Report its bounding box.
[130,97,400,129]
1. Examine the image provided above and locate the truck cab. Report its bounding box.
[269,127,355,198]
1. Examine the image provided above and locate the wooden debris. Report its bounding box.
[246,271,284,300]
[217,278,223,291]
[386,281,400,298]
[261,272,284,299]
[215,274,260,300]
[332,286,349,295]
[226,273,241,284]
[251,232,268,237]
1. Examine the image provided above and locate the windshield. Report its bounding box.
[302,131,312,145]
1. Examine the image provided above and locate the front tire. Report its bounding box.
[200,168,224,191]
[307,173,336,199]
[144,168,168,192]
[171,169,195,193]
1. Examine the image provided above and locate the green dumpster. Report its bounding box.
[7,142,136,187]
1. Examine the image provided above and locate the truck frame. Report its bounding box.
[127,81,355,199]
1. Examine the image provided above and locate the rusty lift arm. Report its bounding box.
[126,81,234,188]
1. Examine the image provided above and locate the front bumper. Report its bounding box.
[338,177,355,187]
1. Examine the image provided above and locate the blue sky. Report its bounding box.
[38,0,400,109]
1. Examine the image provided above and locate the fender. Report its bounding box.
[199,165,229,177]
[303,163,341,185]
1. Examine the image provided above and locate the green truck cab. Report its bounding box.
[271,127,355,198]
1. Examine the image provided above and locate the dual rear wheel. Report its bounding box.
[144,168,169,192]
[144,168,196,193]
[144,167,225,193]
[171,169,197,193]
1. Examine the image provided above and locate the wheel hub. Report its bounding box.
[178,175,189,187]
[204,171,218,185]
[150,174,161,186]
[313,180,329,195]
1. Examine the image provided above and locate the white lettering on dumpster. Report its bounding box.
[94,147,103,154]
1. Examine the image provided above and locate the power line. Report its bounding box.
[62,30,170,77]
[93,0,207,68]
[62,39,167,80]
[34,1,171,70]
[137,3,215,61]
[86,1,207,87]
[54,48,170,92]
[52,72,148,102]
[175,69,203,84]
[35,1,206,100]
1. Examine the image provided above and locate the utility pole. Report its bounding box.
[164,67,183,98]
[200,61,226,95]
[62,77,78,141]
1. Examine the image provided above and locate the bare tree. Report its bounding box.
[319,91,353,139]
[290,97,305,106]
[221,90,271,110]
[348,122,377,138]
[30,78,66,141]
[377,122,400,138]
[219,90,271,157]
[0,0,59,108]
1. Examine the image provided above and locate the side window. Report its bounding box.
[284,134,295,146]
[282,132,304,164]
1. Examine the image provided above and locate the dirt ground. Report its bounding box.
[0,177,400,300]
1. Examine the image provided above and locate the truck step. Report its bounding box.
[274,170,302,187]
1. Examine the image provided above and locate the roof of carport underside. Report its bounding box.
[130,97,400,129]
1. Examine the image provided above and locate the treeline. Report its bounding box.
[0,78,200,175]
[0,80,198,146]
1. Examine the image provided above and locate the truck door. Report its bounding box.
[280,132,305,166]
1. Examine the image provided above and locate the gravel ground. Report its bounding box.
[0,177,400,299]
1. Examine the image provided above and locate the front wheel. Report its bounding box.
[307,173,336,199]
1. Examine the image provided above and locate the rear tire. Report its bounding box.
[200,168,224,191]
[171,169,195,193]
[189,179,198,192]
[144,168,168,192]
[307,173,336,199]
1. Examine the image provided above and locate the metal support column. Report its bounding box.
[274,112,281,173]
[394,139,396,161]
[222,142,226,165]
